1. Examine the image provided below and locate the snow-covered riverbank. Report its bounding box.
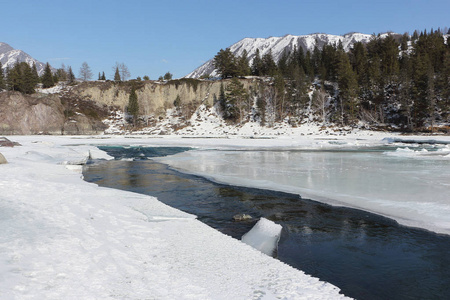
[0,135,350,299]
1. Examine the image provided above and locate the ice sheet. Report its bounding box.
[156,148,450,235]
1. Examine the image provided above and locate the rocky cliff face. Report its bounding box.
[69,78,260,117]
[0,92,65,134]
[0,78,264,135]
[0,91,108,135]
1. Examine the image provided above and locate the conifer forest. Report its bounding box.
[214,30,450,132]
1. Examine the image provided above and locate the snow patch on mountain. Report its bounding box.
[0,42,50,76]
[186,32,374,78]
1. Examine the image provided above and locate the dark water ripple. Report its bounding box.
[83,146,450,300]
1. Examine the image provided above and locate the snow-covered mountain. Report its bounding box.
[186,32,379,78]
[0,42,49,76]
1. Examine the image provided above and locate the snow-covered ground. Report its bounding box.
[0,135,351,299]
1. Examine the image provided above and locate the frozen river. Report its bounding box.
[84,144,450,299]
[156,145,450,235]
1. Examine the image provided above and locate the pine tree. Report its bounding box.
[337,52,359,123]
[173,94,182,109]
[6,63,20,91]
[102,71,106,80]
[41,63,55,88]
[277,50,290,77]
[127,85,139,125]
[411,53,430,128]
[401,32,409,51]
[20,62,36,94]
[236,49,251,76]
[225,77,248,123]
[31,63,39,87]
[261,50,277,76]
[218,82,226,115]
[67,66,75,84]
[251,49,263,76]
[380,34,400,82]
[114,67,121,81]
[214,48,237,78]
[163,72,173,80]
[0,62,4,90]
[56,65,67,82]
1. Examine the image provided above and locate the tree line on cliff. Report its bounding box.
[0,61,76,94]
[213,29,450,131]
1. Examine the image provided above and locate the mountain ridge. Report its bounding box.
[185,32,395,78]
[0,42,50,76]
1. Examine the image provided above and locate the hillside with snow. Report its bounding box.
[186,32,380,78]
[0,42,50,76]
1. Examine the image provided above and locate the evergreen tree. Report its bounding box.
[337,52,359,123]
[173,94,182,109]
[251,49,263,76]
[277,50,290,77]
[6,64,20,91]
[273,73,286,120]
[214,48,237,78]
[53,72,59,84]
[236,49,251,76]
[401,32,409,51]
[163,72,173,80]
[0,62,4,90]
[380,34,400,82]
[20,62,36,94]
[303,51,313,77]
[67,66,75,84]
[41,63,55,88]
[411,53,430,127]
[261,50,277,76]
[114,67,121,81]
[102,71,106,80]
[218,82,226,115]
[31,63,39,87]
[312,44,322,75]
[127,85,139,125]
[143,75,150,81]
[436,51,450,121]
[225,78,248,122]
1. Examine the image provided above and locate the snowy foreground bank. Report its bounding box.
[0,135,351,299]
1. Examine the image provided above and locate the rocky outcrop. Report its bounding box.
[70,78,261,118]
[0,137,21,147]
[0,92,65,135]
[0,78,262,135]
[0,152,7,164]
[0,90,109,135]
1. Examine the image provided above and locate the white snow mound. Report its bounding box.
[241,218,282,256]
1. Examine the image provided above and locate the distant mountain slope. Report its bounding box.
[0,42,50,76]
[186,32,385,78]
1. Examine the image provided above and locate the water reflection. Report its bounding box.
[84,151,450,300]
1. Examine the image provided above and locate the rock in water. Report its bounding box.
[0,153,7,164]
[241,218,282,256]
[233,214,253,221]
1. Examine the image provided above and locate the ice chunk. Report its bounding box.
[241,218,282,256]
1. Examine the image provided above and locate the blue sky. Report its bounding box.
[1,0,448,79]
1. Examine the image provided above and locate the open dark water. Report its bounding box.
[83,146,450,300]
